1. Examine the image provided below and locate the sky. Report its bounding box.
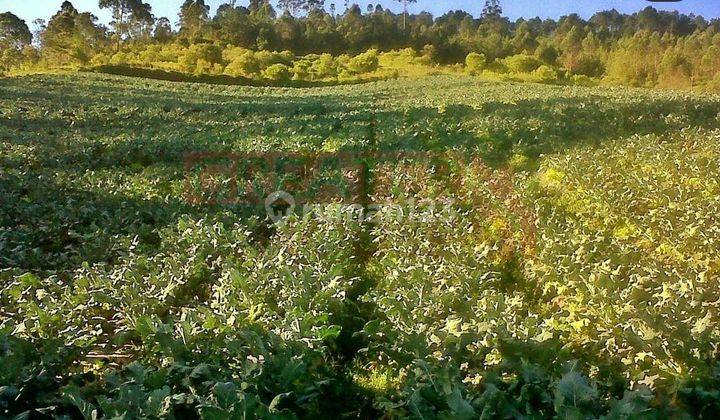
[1,0,718,28]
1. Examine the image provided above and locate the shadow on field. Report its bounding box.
[10,94,718,172]
[0,168,269,272]
[2,73,720,272]
[84,64,391,88]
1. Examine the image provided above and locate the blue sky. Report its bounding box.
[1,0,718,27]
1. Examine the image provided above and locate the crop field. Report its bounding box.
[2,73,720,418]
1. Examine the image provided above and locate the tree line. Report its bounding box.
[1,0,719,89]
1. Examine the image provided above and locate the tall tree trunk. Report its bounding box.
[403,0,407,31]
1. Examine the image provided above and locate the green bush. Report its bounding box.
[348,49,379,74]
[221,46,251,63]
[533,65,559,83]
[90,52,111,66]
[536,44,559,65]
[707,73,720,92]
[486,60,508,74]
[420,44,438,64]
[573,54,605,77]
[570,74,598,86]
[254,50,292,70]
[109,51,131,65]
[503,54,543,73]
[291,58,313,80]
[465,52,487,74]
[310,53,339,80]
[177,44,223,74]
[261,63,291,81]
[224,51,260,77]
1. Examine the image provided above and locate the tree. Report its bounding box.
[482,0,502,20]
[304,0,325,13]
[338,4,367,52]
[513,20,538,53]
[395,0,417,30]
[41,1,107,65]
[179,0,210,38]
[590,9,624,39]
[249,0,277,20]
[211,4,256,47]
[98,0,154,49]
[275,11,303,51]
[278,0,300,15]
[479,0,507,35]
[0,12,32,48]
[278,0,324,16]
[126,1,154,39]
[0,12,33,74]
[153,17,173,42]
[303,8,342,54]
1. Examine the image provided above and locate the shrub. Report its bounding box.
[503,54,543,73]
[336,53,352,69]
[310,53,339,80]
[533,65,559,83]
[536,44,559,65]
[254,50,292,70]
[224,51,260,78]
[707,73,720,92]
[486,60,508,74]
[0,47,24,74]
[177,44,223,74]
[338,69,356,81]
[222,46,252,63]
[571,74,598,87]
[465,52,487,74]
[291,58,313,80]
[397,48,418,58]
[196,58,223,75]
[90,53,111,66]
[262,63,291,81]
[138,44,163,65]
[420,44,438,64]
[348,49,379,74]
[572,54,605,77]
[109,51,131,65]
[658,51,693,89]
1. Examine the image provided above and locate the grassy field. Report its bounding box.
[2,73,720,418]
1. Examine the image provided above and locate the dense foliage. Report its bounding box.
[1,1,720,90]
[2,72,720,417]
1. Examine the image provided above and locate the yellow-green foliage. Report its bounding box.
[465,52,487,74]
[378,48,447,78]
[76,43,392,83]
[532,65,559,83]
[503,53,543,73]
[309,53,339,79]
[347,49,379,74]
[224,50,260,77]
[261,63,291,81]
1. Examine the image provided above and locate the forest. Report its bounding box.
[1,0,720,90]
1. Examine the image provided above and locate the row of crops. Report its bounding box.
[1,73,720,417]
